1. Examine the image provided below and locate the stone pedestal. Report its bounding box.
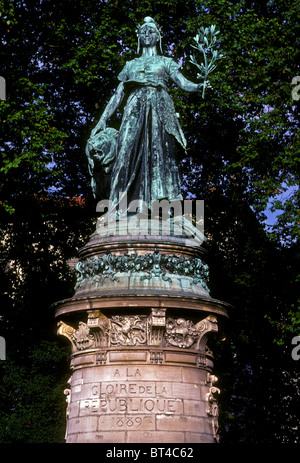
[54,224,229,443]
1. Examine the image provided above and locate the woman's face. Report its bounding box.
[139,25,159,47]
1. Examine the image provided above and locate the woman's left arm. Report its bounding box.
[170,70,204,93]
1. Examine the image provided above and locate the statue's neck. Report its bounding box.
[141,46,157,57]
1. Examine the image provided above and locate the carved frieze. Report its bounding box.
[165,318,199,348]
[74,250,209,292]
[110,316,147,346]
[57,313,218,361]
[164,315,218,350]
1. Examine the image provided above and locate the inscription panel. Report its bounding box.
[90,381,172,398]
[72,367,192,420]
[68,364,210,440]
[85,365,184,382]
[79,395,182,415]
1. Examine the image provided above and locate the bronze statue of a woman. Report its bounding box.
[86,17,205,211]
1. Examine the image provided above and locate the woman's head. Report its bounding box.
[136,17,163,53]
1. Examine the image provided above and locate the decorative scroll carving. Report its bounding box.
[195,314,218,351]
[74,250,209,292]
[57,320,95,351]
[110,316,147,346]
[206,373,220,442]
[63,376,72,441]
[57,321,76,350]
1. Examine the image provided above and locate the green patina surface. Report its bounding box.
[75,250,209,292]
[86,17,208,206]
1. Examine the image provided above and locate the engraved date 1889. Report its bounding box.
[112,415,144,428]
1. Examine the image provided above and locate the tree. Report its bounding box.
[0,0,299,443]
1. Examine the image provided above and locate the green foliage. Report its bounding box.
[190,24,225,98]
[0,342,70,443]
[0,78,67,213]
[0,0,299,443]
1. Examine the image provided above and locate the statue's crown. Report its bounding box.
[136,17,163,37]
